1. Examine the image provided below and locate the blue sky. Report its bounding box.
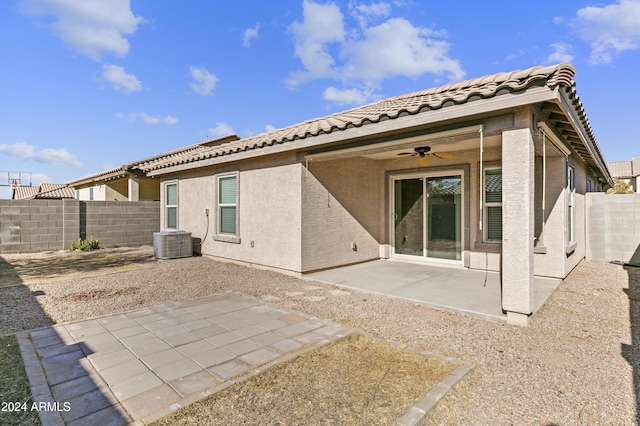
[1,0,639,199]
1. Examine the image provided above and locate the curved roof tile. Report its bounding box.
[140,63,598,174]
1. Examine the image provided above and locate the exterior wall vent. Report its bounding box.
[153,230,193,259]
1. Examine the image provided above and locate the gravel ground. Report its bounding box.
[1,246,638,425]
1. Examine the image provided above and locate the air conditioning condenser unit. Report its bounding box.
[153,230,193,259]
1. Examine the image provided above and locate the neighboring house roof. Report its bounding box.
[137,63,611,185]
[65,134,240,187]
[12,185,39,199]
[607,158,640,179]
[12,183,75,200]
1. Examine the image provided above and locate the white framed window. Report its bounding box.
[567,165,575,243]
[164,181,178,229]
[483,167,502,242]
[214,172,240,243]
[89,187,94,201]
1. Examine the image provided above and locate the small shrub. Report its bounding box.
[69,235,100,251]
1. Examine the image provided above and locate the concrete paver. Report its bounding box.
[18,292,350,425]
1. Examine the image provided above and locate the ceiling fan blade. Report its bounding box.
[396,152,414,156]
[417,156,430,166]
[433,152,457,159]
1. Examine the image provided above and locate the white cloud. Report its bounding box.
[102,64,141,92]
[288,1,464,106]
[207,122,234,138]
[350,1,391,28]
[265,124,277,132]
[323,86,375,105]
[546,43,574,64]
[243,23,260,47]
[574,0,640,64]
[0,142,83,168]
[189,66,218,96]
[31,173,51,185]
[117,112,178,125]
[288,0,345,86]
[343,18,464,82]
[21,0,143,60]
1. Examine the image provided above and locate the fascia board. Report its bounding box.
[555,89,613,184]
[148,87,558,177]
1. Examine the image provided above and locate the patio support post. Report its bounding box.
[128,175,139,201]
[501,127,535,326]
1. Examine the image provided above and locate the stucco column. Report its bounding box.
[128,175,139,201]
[502,128,535,326]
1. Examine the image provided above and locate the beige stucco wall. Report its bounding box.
[76,185,106,201]
[160,155,303,273]
[301,157,382,272]
[139,178,160,200]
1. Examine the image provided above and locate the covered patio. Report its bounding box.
[306,260,561,323]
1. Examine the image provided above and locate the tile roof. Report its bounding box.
[138,63,580,174]
[13,183,75,200]
[608,158,640,178]
[66,134,240,186]
[93,63,605,185]
[12,185,38,200]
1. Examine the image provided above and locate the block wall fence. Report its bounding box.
[0,200,160,253]
[586,193,640,266]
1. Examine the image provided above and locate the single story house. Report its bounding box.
[137,63,612,326]
[66,135,239,201]
[12,183,75,200]
[607,158,640,192]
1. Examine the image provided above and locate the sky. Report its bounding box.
[1,0,639,199]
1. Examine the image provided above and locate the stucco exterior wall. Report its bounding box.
[76,185,106,201]
[139,178,160,200]
[533,155,566,278]
[161,157,303,273]
[105,182,128,201]
[301,157,382,272]
[565,159,588,275]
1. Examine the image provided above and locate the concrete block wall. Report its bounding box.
[586,193,640,266]
[0,200,159,253]
[0,200,77,253]
[81,201,160,248]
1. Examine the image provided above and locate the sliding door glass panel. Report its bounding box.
[394,178,424,256]
[426,176,461,260]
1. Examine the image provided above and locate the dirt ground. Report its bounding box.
[2,246,637,424]
[151,333,457,425]
[0,246,156,286]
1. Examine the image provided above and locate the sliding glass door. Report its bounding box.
[393,173,462,262]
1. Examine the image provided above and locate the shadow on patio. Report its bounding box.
[0,254,131,425]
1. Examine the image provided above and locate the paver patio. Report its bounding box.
[17,292,350,425]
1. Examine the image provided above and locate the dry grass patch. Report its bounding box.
[152,333,456,425]
[0,335,40,425]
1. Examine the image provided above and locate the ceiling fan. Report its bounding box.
[394,146,457,165]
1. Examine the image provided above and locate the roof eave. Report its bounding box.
[555,89,614,186]
[148,86,559,177]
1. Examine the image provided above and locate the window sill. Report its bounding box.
[566,242,577,256]
[214,234,241,244]
[473,241,502,252]
[534,244,547,254]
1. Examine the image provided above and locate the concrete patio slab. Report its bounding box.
[306,259,561,323]
[17,292,351,425]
